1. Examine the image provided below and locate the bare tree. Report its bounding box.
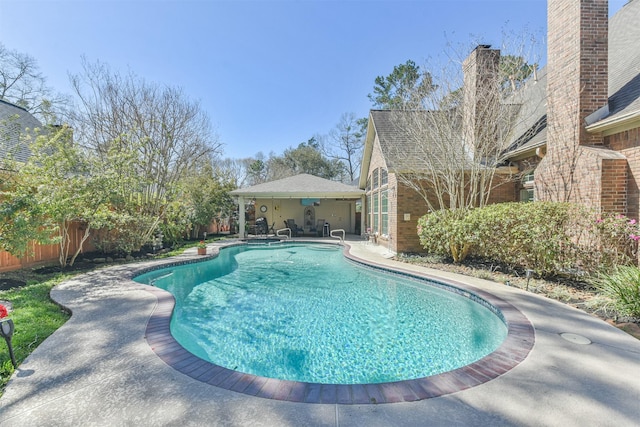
[383,37,542,211]
[534,78,623,215]
[324,112,366,183]
[213,156,258,188]
[0,43,70,123]
[69,58,222,241]
[534,88,583,203]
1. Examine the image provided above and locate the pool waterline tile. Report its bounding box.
[141,241,535,404]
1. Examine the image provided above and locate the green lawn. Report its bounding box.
[0,274,71,395]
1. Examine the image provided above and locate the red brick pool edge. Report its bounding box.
[142,247,535,405]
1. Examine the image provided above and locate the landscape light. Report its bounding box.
[0,319,17,368]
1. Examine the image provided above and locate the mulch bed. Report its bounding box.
[0,278,27,291]
[398,254,640,340]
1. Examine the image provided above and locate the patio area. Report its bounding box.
[0,237,639,426]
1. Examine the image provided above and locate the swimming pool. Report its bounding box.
[135,243,508,385]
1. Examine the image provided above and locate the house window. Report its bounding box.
[381,168,388,186]
[520,170,535,202]
[373,192,379,233]
[366,167,390,237]
[366,177,371,192]
[366,194,371,230]
[381,189,388,235]
[520,189,534,202]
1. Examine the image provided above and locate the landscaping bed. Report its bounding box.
[398,254,640,341]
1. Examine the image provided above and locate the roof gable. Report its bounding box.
[0,99,42,166]
[230,173,363,198]
[366,109,468,170]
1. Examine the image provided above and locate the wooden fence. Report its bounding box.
[0,222,96,273]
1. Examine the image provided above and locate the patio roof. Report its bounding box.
[229,173,364,199]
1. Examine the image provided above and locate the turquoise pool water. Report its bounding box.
[135,244,507,384]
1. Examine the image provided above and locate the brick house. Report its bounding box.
[507,0,640,218]
[359,109,515,253]
[360,0,640,254]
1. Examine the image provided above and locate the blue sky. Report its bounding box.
[0,0,629,160]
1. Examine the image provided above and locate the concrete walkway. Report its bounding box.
[1,238,639,426]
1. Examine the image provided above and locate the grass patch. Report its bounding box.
[0,274,71,396]
[591,266,640,318]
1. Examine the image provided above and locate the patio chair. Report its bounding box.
[286,219,303,237]
[316,219,325,236]
[255,217,268,235]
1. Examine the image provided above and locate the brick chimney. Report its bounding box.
[462,45,501,161]
[547,0,609,148]
[536,0,626,215]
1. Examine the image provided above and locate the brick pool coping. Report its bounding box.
[142,242,535,404]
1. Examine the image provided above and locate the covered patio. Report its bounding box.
[229,174,365,238]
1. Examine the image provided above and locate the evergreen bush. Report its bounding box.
[417,202,640,278]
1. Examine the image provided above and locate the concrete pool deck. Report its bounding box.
[1,238,639,426]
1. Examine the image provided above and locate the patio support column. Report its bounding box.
[238,196,246,237]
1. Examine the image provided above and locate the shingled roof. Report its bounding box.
[229,173,363,198]
[601,0,640,122]
[502,67,548,158]
[506,0,640,152]
[367,109,468,172]
[0,99,41,167]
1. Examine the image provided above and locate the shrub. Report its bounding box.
[592,214,640,269]
[417,208,476,262]
[92,213,157,255]
[592,266,640,318]
[469,202,586,277]
[417,201,640,278]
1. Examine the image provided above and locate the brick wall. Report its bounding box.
[547,0,608,148]
[538,0,616,209]
[608,129,640,219]
[462,45,501,158]
[601,157,628,213]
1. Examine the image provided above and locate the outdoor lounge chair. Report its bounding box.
[254,217,269,235]
[285,219,303,237]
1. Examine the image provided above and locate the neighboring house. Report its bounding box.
[229,173,364,238]
[360,0,640,254]
[0,98,41,170]
[0,99,92,272]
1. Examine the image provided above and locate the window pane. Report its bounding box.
[519,189,534,202]
[381,169,388,186]
[381,190,388,235]
[373,168,379,189]
[373,193,379,233]
[366,195,371,231]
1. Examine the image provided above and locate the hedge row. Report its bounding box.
[417,202,639,278]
